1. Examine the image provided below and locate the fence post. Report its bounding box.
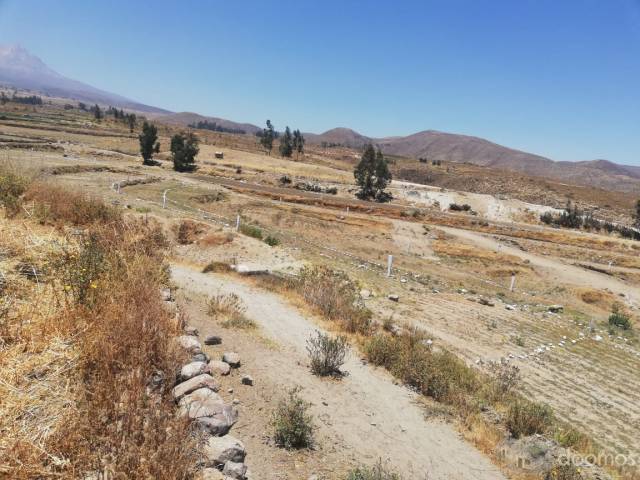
[387,254,393,277]
[162,189,169,208]
[510,273,516,292]
[236,215,240,232]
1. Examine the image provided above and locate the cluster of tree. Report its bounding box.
[320,141,342,149]
[278,126,305,158]
[90,104,103,121]
[354,144,392,202]
[540,200,640,241]
[418,157,442,166]
[258,120,304,158]
[188,120,246,135]
[107,105,137,132]
[0,93,43,105]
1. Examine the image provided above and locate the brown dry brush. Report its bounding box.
[1,183,197,479]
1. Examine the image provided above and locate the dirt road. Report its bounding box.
[437,225,639,302]
[171,264,506,480]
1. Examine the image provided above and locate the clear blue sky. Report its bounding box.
[1,0,639,164]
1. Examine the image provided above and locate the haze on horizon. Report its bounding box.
[0,0,639,165]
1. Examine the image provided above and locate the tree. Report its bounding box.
[93,104,102,121]
[128,113,137,133]
[260,120,275,155]
[171,132,199,172]
[354,144,392,202]
[139,121,158,165]
[279,126,293,157]
[154,141,161,154]
[292,129,305,159]
[634,199,640,229]
[78,102,87,111]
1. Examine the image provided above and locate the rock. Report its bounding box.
[179,388,226,419]
[360,289,371,299]
[387,294,399,302]
[184,325,199,336]
[209,360,231,376]
[180,361,209,382]
[195,405,239,436]
[241,375,253,386]
[172,373,219,401]
[192,352,210,363]
[223,461,247,480]
[548,304,564,313]
[177,335,202,354]
[196,467,225,480]
[161,287,172,301]
[222,352,241,368]
[202,435,246,467]
[478,298,495,307]
[205,335,223,345]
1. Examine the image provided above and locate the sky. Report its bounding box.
[0,0,639,165]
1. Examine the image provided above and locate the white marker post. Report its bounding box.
[236,215,241,232]
[162,189,169,209]
[510,273,516,292]
[387,254,393,277]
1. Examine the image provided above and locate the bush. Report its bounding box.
[306,330,349,376]
[346,460,402,480]
[264,235,280,247]
[207,293,255,328]
[506,399,554,438]
[608,304,631,330]
[271,387,314,449]
[239,223,263,240]
[0,165,29,217]
[202,261,232,273]
[293,266,372,334]
[449,203,472,212]
[487,361,521,399]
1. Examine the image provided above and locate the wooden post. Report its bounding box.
[510,273,516,292]
[387,254,393,277]
[236,215,240,232]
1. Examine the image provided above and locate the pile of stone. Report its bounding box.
[174,327,251,480]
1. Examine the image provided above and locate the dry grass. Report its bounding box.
[0,181,196,479]
[173,219,209,244]
[432,240,527,267]
[199,231,234,247]
[207,293,255,329]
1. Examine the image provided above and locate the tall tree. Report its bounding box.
[354,144,392,202]
[93,104,102,121]
[171,132,199,172]
[128,113,137,133]
[138,121,158,166]
[634,199,640,229]
[279,126,293,157]
[260,120,275,155]
[292,129,305,159]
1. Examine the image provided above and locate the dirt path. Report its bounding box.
[437,225,639,302]
[171,264,506,480]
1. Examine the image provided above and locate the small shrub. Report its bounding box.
[325,186,338,195]
[554,427,591,450]
[207,293,254,328]
[608,304,631,330]
[0,165,29,217]
[271,387,314,449]
[346,460,402,480]
[264,235,280,247]
[487,361,520,399]
[306,330,349,376]
[202,261,232,273]
[544,463,583,480]
[449,203,472,212]
[174,219,207,244]
[239,223,263,240]
[506,399,554,438]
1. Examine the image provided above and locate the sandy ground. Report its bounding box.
[170,264,506,480]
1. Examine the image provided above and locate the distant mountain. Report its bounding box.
[0,44,169,114]
[307,128,640,192]
[304,127,373,148]
[153,111,261,135]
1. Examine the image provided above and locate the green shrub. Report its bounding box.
[264,235,280,246]
[306,330,349,376]
[271,387,314,449]
[239,223,263,240]
[608,304,631,330]
[506,399,554,438]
